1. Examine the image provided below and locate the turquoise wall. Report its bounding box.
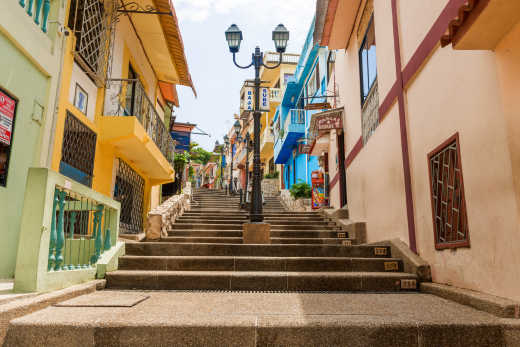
[0,33,49,278]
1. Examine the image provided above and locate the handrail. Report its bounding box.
[18,0,51,33]
[104,79,175,166]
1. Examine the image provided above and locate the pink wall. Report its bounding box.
[331,0,520,300]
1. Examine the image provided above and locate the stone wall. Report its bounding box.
[280,189,312,212]
[145,183,192,240]
[262,178,280,198]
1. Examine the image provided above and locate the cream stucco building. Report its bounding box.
[315,0,520,301]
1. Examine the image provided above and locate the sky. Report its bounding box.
[173,0,317,152]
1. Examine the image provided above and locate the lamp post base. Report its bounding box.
[242,222,271,244]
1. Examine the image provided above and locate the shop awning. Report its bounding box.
[310,135,330,157]
[308,107,344,155]
[122,0,196,95]
[158,82,179,106]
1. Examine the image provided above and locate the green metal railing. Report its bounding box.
[47,186,118,271]
[18,0,51,33]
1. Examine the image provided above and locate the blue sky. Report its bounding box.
[173,0,316,151]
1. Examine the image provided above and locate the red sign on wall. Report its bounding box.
[0,91,16,145]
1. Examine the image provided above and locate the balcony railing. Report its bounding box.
[270,88,282,103]
[290,109,306,124]
[104,79,175,166]
[261,125,274,150]
[15,168,122,292]
[18,0,51,33]
[264,52,300,64]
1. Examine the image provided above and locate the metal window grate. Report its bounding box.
[428,135,470,249]
[69,0,114,86]
[60,112,97,187]
[114,159,144,234]
[361,81,379,144]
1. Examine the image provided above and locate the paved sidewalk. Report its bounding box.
[4,290,520,346]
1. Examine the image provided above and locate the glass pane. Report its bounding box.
[361,49,369,98]
[368,46,377,88]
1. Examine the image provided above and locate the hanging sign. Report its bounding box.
[0,91,16,145]
[244,88,254,112]
[260,87,270,112]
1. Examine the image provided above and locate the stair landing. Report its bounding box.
[4,290,520,346]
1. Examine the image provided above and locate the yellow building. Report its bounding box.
[236,52,299,183]
[50,0,194,235]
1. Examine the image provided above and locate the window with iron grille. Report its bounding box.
[114,159,145,234]
[59,112,97,187]
[428,133,470,249]
[68,0,112,86]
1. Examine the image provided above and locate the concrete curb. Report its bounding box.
[421,282,520,319]
[321,208,367,244]
[0,279,105,344]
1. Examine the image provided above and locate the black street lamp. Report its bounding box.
[215,140,225,190]
[225,23,289,223]
[223,135,231,194]
[243,132,252,204]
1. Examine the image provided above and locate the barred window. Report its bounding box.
[428,134,470,249]
[59,112,97,187]
[114,159,145,234]
[68,0,111,86]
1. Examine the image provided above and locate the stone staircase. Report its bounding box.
[106,188,418,292]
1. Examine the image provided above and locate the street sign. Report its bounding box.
[241,88,270,113]
[244,87,254,112]
[260,87,270,112]
[0,90,16,145]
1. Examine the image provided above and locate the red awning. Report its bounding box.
[159,82,179,107]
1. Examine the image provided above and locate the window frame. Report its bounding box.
[358,14,377,105]
[427,132,470,250]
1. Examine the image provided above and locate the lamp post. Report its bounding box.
[223,135,231,194]
[243,132,252,204]
[225,23,289,223]
[215,140,225,190]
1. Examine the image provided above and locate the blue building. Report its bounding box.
[273,18,329,189]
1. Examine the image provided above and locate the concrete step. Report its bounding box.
[156,237,352,245]
[169,230,347,238]
[6,291,515,347]
[117,256,401,272]
[105,270,418,291]
[171,223,243,230]
[174,219,332,226]
[125,243,391,258]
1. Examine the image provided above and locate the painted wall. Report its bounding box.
[0,33,49,278]
[495,21,520,232]
[331,0,520,300]
[68,62,97,122]
[0,0,67,278]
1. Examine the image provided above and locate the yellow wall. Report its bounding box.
[50,15,171,234]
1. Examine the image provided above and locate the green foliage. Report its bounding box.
[174,151,190,174]
[264,171,279,179]
[279,129,285,139]
[289,181,311,199]
[189,142,213,165]
[188,166,194,178]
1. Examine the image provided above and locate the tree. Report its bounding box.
[189,142,213,165]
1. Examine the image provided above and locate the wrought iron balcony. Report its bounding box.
[274,109,306,164]
[18,0,51,33]
[104,79,175,167]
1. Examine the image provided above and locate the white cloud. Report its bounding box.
[174,0,316,51]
